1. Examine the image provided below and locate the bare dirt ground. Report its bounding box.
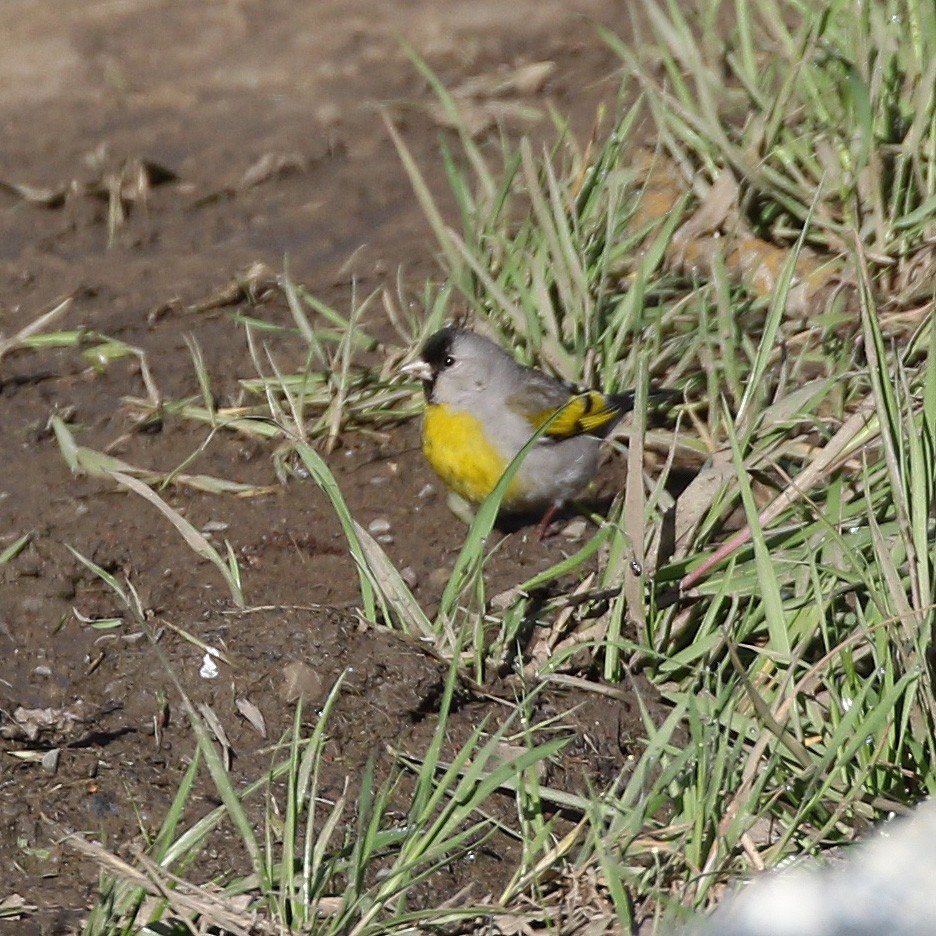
[0,2,662,931]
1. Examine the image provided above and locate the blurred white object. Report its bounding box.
[199,647,220,679]
[684,802,936,936]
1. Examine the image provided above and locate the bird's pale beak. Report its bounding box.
[401,359,433,382]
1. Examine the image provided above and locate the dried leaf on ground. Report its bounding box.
[0,894,37,919]
[1,701,109,743]
[235,697,267,738]
[238,152,307,190]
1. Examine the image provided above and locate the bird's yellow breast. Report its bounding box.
[422,404,523,505]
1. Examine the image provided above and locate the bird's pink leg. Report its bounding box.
[535,502,560,540]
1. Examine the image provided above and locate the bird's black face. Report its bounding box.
[417,327,458,400]
[421,327,457,372]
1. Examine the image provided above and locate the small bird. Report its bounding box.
[402,326,645,534]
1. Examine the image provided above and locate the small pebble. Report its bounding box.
[417,483,435,499]
[368,517,391,535]
[401,566,418,589]
[491,586,523,611]
[377,534,394,545]
[281,660,326,704]
[561,518,588,540]
[32,665,52,678]
[41,749,60,773]
[427,566,452,591]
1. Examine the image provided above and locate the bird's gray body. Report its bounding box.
[417,329,618,512]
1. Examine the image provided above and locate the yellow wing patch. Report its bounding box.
[529,391,624,440]
[422,404,525,505]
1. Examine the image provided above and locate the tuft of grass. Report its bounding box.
[53,417,247,608]
[70,564,577,936]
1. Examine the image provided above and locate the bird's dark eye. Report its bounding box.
[443,355,455,368]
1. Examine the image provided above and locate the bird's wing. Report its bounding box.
[507,372,633,440]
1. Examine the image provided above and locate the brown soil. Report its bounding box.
[0,3,664,932]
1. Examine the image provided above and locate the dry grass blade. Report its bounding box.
[185,261,277,315]
[53,826,274,936]
[623,366,650,643]
[56,421,276,496]
[523,573,596,676]
[381,111,464,286]
[681,394,881,590]
[107,469,245,607]
[671,455,735,563]
[124,398,285,440]
[160,619,235,666]
[198,702,234,770]
[352,520,434,637]
[0,178,70,206]
[499,817,588,905]
[0,297,72,361]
